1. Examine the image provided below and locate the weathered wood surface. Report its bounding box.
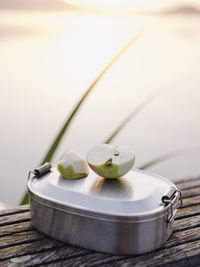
[0,177,200,266]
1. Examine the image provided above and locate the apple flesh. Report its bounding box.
[57,151,89,179]
[87,144,135,179]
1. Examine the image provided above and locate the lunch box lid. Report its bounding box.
[27,168,178,221]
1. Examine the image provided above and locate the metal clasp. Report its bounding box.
[162,188,182,223]
[28,162,52,180]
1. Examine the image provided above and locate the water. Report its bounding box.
[0,3,200,208]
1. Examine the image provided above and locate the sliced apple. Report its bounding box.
[87,144,135,179]
[57,151,89,179]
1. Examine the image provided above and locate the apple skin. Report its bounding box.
[88,158,135,179]
[57,151,89,179]
[88,162,120,179]
[87,144,135,179]
[57,163,88,179]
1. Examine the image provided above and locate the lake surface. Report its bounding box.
[0,2,200,208]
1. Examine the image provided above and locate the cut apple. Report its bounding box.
[57,151,89,179]
[87,144,135,179]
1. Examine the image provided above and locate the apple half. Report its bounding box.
[57,151,89,179]
[87,144,135,179]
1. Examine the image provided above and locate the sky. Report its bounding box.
[0,0,200,209]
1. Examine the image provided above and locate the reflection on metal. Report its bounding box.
[28,168,182,255]
[89,176,133,200]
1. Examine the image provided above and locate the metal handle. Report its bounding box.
[162,187,177,203]
[162,188,182,223]
[28,163,52,180]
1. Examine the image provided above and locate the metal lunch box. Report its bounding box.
[27,163,182,255]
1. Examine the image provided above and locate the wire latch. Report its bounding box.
[162,187,182,223]
[28,162,52,180]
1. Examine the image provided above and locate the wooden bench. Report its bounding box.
[0,177,200,266]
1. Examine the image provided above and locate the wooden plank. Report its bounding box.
[173,214,200,232]
[111,240,200,267]
[0,216,200,258]
[0,205,29,217]
[155,255,200,267]
[163,225,200,248]
[25,240,200,267]
[0,221,33,238]
[181,195,200,208]
[2,233,199,267]
[0,216,200,265]
[0,227,86,262]
[0,239,66,262]
[1,212,198,244]
[0,212,30,227]
[176,178,200,190]
[0,229,45,249]
[0,178,199,266]
[182,188,200,199]
[176,203,200,219]
[1,248,92,267]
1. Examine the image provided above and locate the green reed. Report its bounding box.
[20,30,146,205]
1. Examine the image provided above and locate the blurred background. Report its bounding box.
[0,0,200,209]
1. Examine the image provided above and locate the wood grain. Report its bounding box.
[0,221,33,238]
[0,178,200,266]
[0,212,30,227]
[0,238,66,262]
[18,240,199,267]
[173,214,200,232]
[176,177,200,189]
[182,187,200,198]
[0,205,29,217]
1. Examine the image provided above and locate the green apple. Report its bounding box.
[87,144,135,179]
[57,151,89,179]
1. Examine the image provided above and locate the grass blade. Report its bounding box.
[104,89,162,144]
[41,29,146,165]
[20,29,146,205]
